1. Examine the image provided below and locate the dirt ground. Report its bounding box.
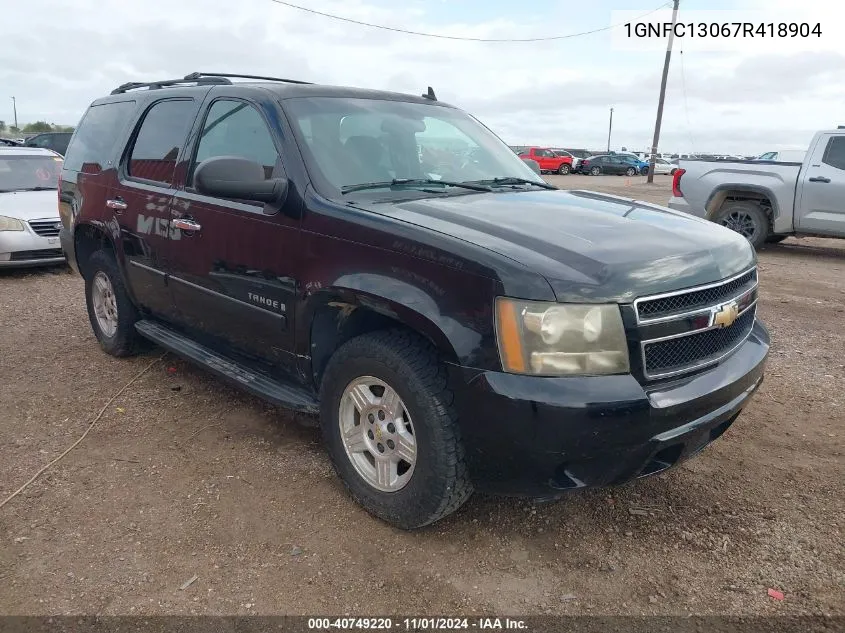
[1,175,843,617]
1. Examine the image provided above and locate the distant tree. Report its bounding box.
[22,121,53,133]
[9,126,20,134]
[0,121,6,132]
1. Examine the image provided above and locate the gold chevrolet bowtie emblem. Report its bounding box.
[713,301,739,328]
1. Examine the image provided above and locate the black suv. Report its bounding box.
[25,132,73,156]
[59,73,769,529]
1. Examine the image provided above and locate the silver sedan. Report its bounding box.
[0,147,66,268]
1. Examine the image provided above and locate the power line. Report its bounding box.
[266,0,672,43]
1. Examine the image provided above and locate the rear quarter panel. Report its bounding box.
[678,159,802,233]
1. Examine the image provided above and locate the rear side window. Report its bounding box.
[63,101,135,173]
[821,136,845,171]
[128,100,195,185]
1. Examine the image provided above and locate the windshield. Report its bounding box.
[0,154,63,192]
[284,97,545,197]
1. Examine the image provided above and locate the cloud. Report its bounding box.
[1,0,841,154]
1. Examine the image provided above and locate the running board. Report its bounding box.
[135,320,319,414]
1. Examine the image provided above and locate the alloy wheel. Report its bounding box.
[338,376,417,492]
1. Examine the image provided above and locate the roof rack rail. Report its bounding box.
[110,75,232,95]
[183,72,313,85]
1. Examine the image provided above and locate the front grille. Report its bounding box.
[10,249,63,261]
[637,269,757,321]
[643,307,756,376]
[28,219,62,237]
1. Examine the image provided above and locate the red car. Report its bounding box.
[518,147,572,175]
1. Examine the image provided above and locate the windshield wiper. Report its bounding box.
[468,177,557,190]
[341,178,492,194]
[27,186,57,191]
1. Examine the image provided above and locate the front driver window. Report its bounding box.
[193,100,280,184]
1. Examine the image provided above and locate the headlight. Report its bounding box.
[495,298,629,376]
[0,215,25,231]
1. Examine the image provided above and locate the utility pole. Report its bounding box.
[11,97,17,130]
[606,107,614,153]
[647,0,680,183]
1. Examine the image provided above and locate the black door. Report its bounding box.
[166,93,301,373]
[115,97,203,321]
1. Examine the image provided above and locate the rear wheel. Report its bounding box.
[320,330,473,529]
[84,250,142,356]
[557,163,570,175]
[590,166,601,176]
[713,201,769,249]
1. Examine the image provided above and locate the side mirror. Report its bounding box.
[194,156,287,206]
[521,158,541,175]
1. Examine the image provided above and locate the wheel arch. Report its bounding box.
[301,280,471,389]
[705,184,779,229]
[73,221,117,278]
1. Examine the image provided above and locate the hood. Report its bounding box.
[366,188,755,303]
[0,190,60,221]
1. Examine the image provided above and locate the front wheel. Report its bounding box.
[713,201,769,249]
[84,250,142,357]
[558,163,570,175]
[626,167,637,177]
[320,330,473,529]
[590,166,601,176]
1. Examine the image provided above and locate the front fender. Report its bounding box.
[297,272,498,370]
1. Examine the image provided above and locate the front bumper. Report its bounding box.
[0,223,65,268]
[448,320,769,496]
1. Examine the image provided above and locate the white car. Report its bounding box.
[647,157,679,175]
[0,147,66,268]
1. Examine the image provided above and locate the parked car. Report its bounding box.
[60,72,768,529]
[579,154,641,176]
[25,132,73,156]
[754,150,806,163]
[550,149,581,172]
[0,147,66,267]
[669,128,845,248]
[0,138,23,147]
[518,147,572,174]
[646,158,678,176]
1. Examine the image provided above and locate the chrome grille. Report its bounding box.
[29,219,62,237]
[635,267,758,379]
[644,307,756,376]
[636,268,757,322]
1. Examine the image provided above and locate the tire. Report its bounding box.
[84,250,142,357]
[590,166,601,176]
[320,329,473,529]
[626,167,637,177]
[557,163,570,175]
[713,201,770,249]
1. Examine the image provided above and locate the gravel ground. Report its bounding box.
[1,175,843,617]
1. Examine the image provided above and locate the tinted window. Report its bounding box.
[822,136,845,171]
[63,101,135,173]
[193,100,279,183]
[128,100,195,185]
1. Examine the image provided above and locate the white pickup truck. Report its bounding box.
[668,128,845,248]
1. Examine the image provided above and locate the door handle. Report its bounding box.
[808,176,831,183]
[106,198,127,211]
[171,217,202,232]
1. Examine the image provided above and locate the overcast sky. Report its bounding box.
[3,0,843,154]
